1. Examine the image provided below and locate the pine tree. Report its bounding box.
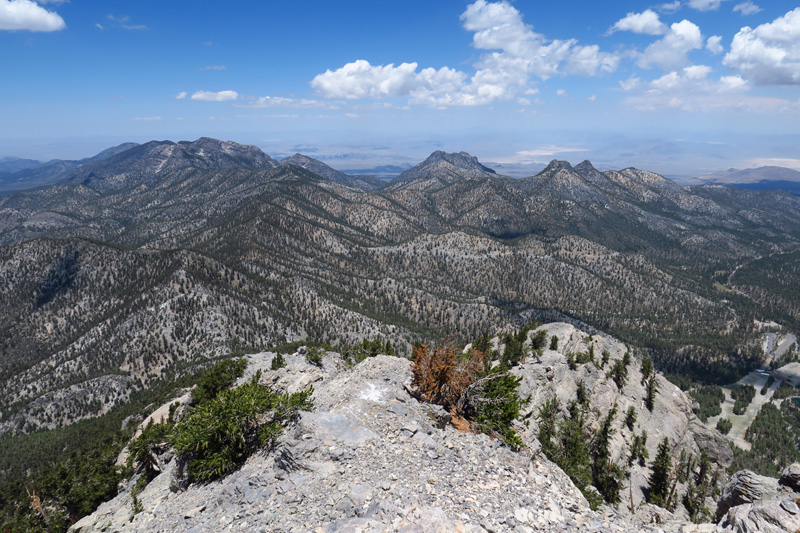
[647,437,673,507]
[270,352,286,370]
[592,404,624,504]
[601,349,610,368]
[640,356,653,385]
[538,397,560,457]
[624,406,637,431]
[549,335,559,351]
[557,401,594,500]
[629,431,649,467]
[645,374,657,411]
[608,359,628,389]
[576,380,589,408]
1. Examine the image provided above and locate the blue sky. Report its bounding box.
[2,0,799,177]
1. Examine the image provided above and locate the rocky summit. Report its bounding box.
[68,323,791,533]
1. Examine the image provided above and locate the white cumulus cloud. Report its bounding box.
[311,0,618,107]
[707,35,723,54]
[0,0,65,31]
[311,60,465,101]
[733,2,761,15]
[190,90,239,102]
[724,8,800,85]
[638,19,704,70]
[608,10,667,35]
[175,91,187,100]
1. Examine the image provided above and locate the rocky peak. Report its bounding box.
[279,153,344,180]
[174,138,279,170]
[574,160,599,177]
[541,159,575,174]
[65,138,279,191]
[423,150,497,174]
[387,150,498,192]
[527,159,609,203]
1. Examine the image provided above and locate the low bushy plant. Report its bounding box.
[305,346,324,367]
[270,351,286,370]
[171,379,312,483]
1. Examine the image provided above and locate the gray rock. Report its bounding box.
[299,411,379,447]
[720,498,800,533]
[779,463,800,492]
[690,419,734,467]
[717,470,781,517]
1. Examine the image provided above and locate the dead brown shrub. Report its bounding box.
[410,340,487,411]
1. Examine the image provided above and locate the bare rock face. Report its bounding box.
[690,419,734,467]
[720,498,800,533]
[717,470,782,517]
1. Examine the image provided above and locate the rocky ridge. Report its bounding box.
[71,323,752,533]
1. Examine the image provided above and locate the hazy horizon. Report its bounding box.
[3,0,800,176]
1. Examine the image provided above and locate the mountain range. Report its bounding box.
[0,143,140,195]
[677,166,800,196]
[1,137,800,436]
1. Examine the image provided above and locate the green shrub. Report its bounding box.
[411,342,527,449]
[469,368,529,450]
[270,352,286,370]
[305,346,323,367]
[346,338,388,364]
[549,335,558,350]
[171,380,312,483]
[127,420,173,474]
[715,418,732,435]
[192,358,247,405]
